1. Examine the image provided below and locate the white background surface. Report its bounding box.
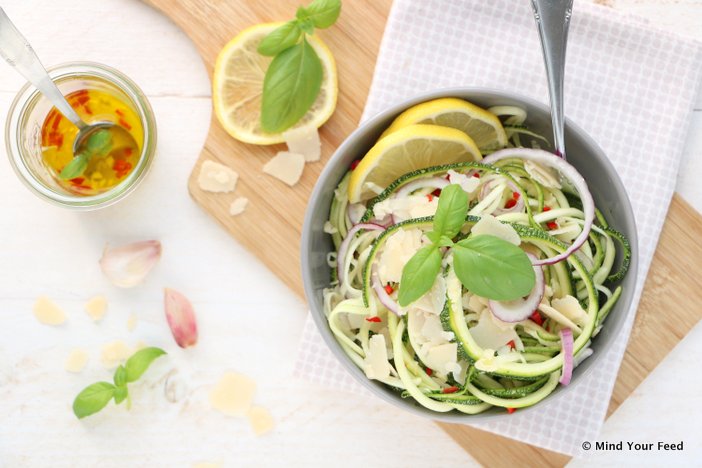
[0,1,699,466]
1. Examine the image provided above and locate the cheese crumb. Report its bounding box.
[229,197,249,216]
[32,296,66,325]
[85,295,107,322]
[197,160,239,193]
[472,215,521,246]
[100,340,131,368]
[283,125,321,162]
[263,151,305,186]
[127,313,138,332]
[64,349,89,373]
[209,372,256,417]
[247,406,275,436]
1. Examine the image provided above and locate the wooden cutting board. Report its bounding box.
[143,0,702,465]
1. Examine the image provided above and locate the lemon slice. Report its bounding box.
[348,124,482,203]
[380,98,507,152]
[213,23,338,145]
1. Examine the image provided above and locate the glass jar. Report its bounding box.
[5,62,157,209]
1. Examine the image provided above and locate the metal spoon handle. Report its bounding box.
[531,0,573,158]
[0,7,86,130]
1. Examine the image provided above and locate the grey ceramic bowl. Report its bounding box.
[301,88,638,421]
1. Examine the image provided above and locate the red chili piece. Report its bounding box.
[350,159,361,170]
[513,191,520,200]
[472,173,480,178]
[507,340,516,350]
[365,316,382,323]
[504,198,517,209]
[425,368,433,376]
[426,194,434,202]
[543,206,551,212]
[442,386,459,394]
[547,221,558,230]
[384,284,394,295]
[118,118,132,131]
[530,311,543,326]
[432,188,442,197]
[507,407,517,414]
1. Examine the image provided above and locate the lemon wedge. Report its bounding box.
[380,98,507,152]
[212,23,338,145]
[348,124,482,203]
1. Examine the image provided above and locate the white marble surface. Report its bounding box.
[0,1,699,467]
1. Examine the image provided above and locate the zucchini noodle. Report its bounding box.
[322,105,631,414]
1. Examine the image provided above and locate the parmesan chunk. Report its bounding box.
[283,126,321,162]
[64,349,89,373]
[32,296,66,325]
[524,160,561,189]
[404,275,447,316]
[197,160,239,193]
[263,151,305,186]
[472,215,521,246]
[363,334,391,380]
[423,342,458,375]
[100,340,131,368]
[85,295,107,322]
[229,197,249,216]
[247,406,275,436]
[209,372,256,417]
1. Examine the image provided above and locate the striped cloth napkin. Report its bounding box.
[295,0,702,456]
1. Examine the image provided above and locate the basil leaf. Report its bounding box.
[398,245,442,307]
[298,18,315,35]
[125,347,166,383]
[113,365,127,387]
[85,128,112,155]
[432,184,468,240]
[257,21,302,56]
[72,382,116,419]
[59,153,88,180]
[261,38,322,133]
[453,235,535,301]
[113,386,128,405]
[296,0,341,29]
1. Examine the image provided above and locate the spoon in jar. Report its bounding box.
[531,0,574,160]
[0,8,134,157]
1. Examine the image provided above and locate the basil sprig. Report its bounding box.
[397,184,535,307]
[72,347,166,419]
[59,128,112,180]
[258,0,341,133]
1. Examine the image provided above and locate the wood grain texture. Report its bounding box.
[141,0,702,465]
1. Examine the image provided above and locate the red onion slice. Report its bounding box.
[371,264,401,316]
[336,223,385,283]
[559,328,574,385]
[488,254,544,322]
[482,148,594,266]
[395,177,449,198]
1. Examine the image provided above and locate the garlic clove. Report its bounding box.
[99,240,162,288]
[164,288,198,348]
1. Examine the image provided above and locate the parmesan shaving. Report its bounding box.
[85,295,107,322]
[32,296,66,326]
[283,125,321,162]
[377,228,424,284]
[363,334,391,380]
[64,348,89,373]
[471,215,521,246]
[247,406,275,436]
[100,340,131,368]
[197,160,239,193]
[263,151,305,186]
[209,372,256,417]
[229,197,249,216]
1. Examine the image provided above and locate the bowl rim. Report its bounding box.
[301,86,639,422]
